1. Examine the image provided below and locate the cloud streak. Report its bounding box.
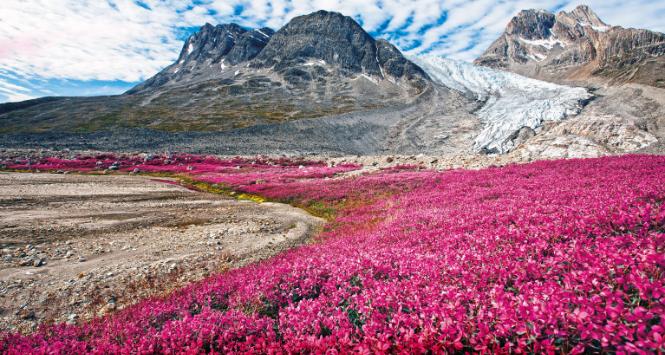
[1,0,664,102]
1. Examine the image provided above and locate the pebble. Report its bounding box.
[33,257,46,267]
[66,313,78,324]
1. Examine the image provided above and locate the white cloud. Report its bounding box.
[0,78,35,102]
[1,0,664,102]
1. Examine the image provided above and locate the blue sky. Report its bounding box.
[1,0,664,103]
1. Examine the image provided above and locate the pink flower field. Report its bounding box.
[1,154,664,353]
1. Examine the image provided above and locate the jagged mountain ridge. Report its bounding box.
[475,5,665,87]
[132,10,429,95]
[251,11,428,88]
[128,24,275,94]
[0,10,433,135]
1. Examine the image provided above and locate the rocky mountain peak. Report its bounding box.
[252,10,428,85]
[127,23,274,93]
[561,5,608,29]
[506,9,555,40]
[176,23,274,67]
[128,10,430,95]
[252,10,382,75]
[475,5,665,87]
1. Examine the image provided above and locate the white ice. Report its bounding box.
[411,55,591,153]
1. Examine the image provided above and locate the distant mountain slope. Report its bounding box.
[472,5,665,158]
[475,5,665,87]
[127,23,276,94]
[0,11,432,135]
[412,55,590,153]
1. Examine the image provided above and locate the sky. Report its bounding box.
[1,0,664,103]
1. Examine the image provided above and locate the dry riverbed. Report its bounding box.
[0,172,324,333]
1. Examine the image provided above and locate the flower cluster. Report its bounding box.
[1,155,664,353]
[1,153,360,189]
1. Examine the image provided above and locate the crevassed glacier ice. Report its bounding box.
[411,55,591,153]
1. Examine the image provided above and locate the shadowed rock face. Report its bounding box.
[506,9,555,40]
[254,11,379,75]
[252,11,428,85]
[128,24,275,94]
[475,5,665,88]
[176,23,275,66]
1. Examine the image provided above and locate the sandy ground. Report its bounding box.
[0,173,324,333]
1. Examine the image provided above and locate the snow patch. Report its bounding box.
[376,55,385,78]
[358,73,378,85]
[519,36,565,50]
[527,52,547,62]
[411,55,591,154]
[303,59,327,66]
[256,29,270,38]
[187,43,194,55]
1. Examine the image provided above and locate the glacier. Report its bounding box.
[411,55,591,153]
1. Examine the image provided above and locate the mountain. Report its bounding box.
[475,5,665,87]
[128,23,275,94]
[250,11,428,87]
[1,7,663,159]
[474,5,665,158]
[411,56,590,153]
[0,11,431,135]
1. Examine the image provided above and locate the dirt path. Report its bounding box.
[0,172,324,333]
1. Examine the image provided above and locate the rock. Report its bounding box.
[33,257,46,267]
[66,313,78,324]
[19,309,36,320]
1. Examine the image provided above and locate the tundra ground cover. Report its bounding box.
[1,154,664,353]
